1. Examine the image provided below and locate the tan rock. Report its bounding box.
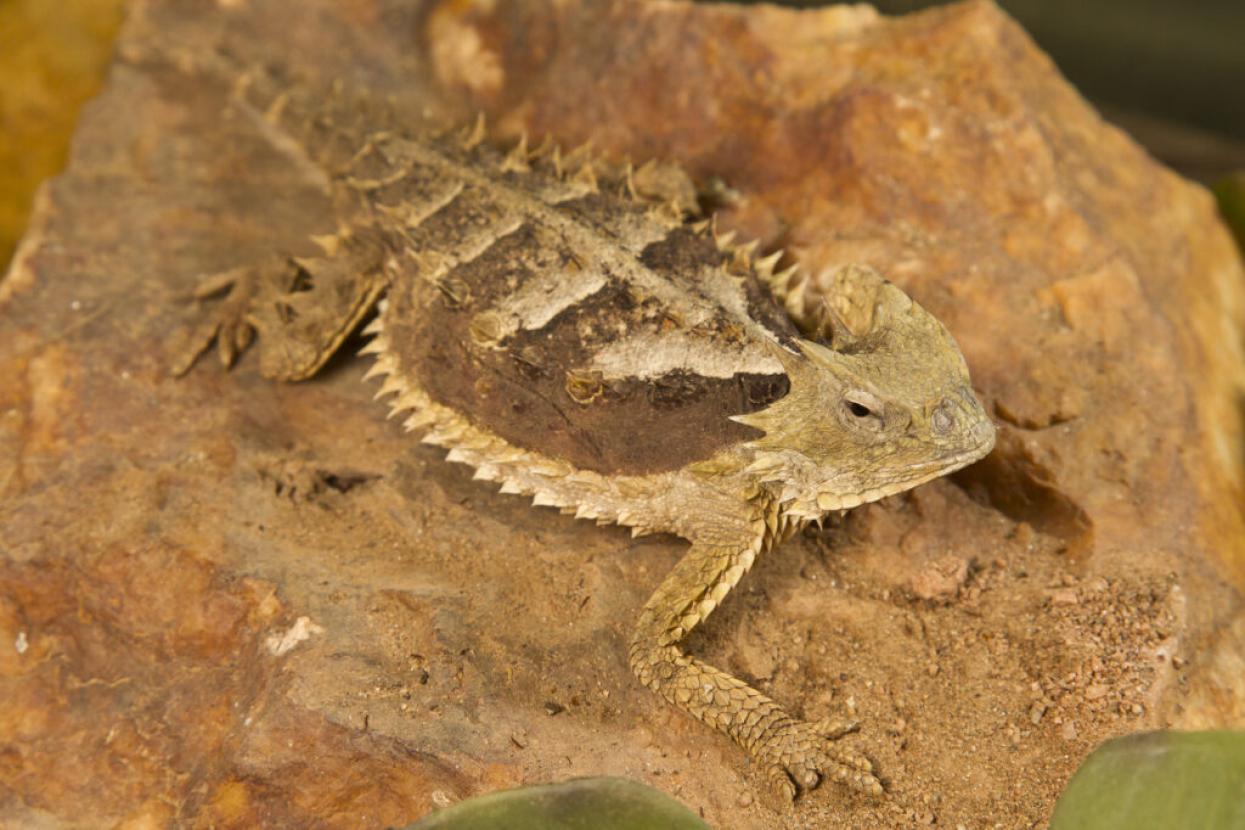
[1,0,1241,828]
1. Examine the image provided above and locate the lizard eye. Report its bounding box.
[847,401,873,418]
[841,392,885,431]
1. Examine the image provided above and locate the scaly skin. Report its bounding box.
[628,495,884,798]
[175,61,996,802]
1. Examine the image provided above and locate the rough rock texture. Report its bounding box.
[1,1,1242,829]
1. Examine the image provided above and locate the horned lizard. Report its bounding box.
[175,64,996,799]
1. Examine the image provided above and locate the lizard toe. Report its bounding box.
[813,716,859,740]
[829,742,874,774]
[765,765,798,801]
[757,718,885,799]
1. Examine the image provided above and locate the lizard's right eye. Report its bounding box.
[841,391,886,432]
[847,401,873,418]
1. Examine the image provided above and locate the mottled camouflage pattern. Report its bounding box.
[177,65,994,799]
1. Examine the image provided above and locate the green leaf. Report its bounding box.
[405,777,713,830]
[1050,730,1245,830]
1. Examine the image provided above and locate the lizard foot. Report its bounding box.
[171,235,388,380]
[756,717,883,801]
[169,262,279,376]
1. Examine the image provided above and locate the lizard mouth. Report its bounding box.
[917,428,995,482]
[949,419,997,469]
[938,435,995,471]
[810,426,995,513]
[917,415,995,477]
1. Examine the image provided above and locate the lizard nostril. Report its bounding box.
[931,402,954,435]
[972,416,996,447]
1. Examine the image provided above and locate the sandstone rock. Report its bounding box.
[1,1,1241,828]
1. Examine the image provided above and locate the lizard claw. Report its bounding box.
[169,263,269,376]
[766,765,799,802]
[813,716,859,740]
[758,718,883,800]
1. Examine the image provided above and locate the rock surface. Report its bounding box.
[1,1,1243,828]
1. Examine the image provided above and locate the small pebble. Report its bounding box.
[1051,588,1079,606]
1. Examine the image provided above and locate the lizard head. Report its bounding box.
[734,264,994,518]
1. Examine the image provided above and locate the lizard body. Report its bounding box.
[177,64,995,799]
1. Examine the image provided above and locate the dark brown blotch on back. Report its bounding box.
[742,273,800,347]
[639,227,726,276]
[740,373,790,411]
[647,370,707,410]
[511,343,551,381]
[385,251,793,476]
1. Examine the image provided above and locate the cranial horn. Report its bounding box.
[826,264,886,337]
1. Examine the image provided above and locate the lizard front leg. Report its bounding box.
[629,512,882,800]
[171,228,388,380]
